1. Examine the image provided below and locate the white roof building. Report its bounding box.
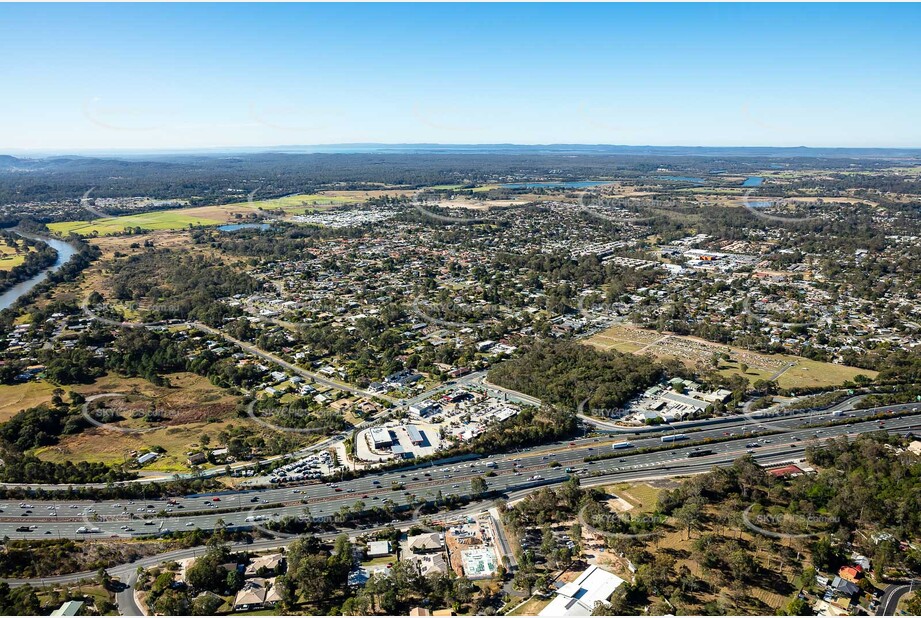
[367,540,392,557]
[51,601,84,617]
[136,452,159,465]
[538,565,625,616]
[369,427,393,449]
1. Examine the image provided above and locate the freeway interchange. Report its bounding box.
[1,402,918,541]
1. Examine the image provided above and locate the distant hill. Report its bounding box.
[0,155,21,169]
[256,143,921,159]
[0,147,918,206]
[7,144,921,159]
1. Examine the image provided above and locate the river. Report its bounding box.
[0,231,78,311]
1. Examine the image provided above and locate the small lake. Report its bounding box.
[653,175,706,184]
[217,223,272,232]
[498,181,612,189]
[742,176,765,187]
[0,232,78,311]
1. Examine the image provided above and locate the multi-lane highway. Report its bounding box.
[1,404,917,540]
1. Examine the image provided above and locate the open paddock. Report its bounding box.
[47,193,360,237]
[0,242,33,271]
[585,324,874,389]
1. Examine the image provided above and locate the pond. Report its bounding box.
[653,175,706,184]
[217,223,272,232]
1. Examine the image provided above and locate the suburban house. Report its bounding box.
[830,576,861,598]
[837,564,863,583]
[538,565,625,616]
[408,552,450,576]
[233,577,281,611]
[245,553,285,577]
[406,532,444,554]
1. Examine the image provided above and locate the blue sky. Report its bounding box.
[1,3,919,152]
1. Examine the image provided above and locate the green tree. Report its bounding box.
[471,476,488,497]
[782,596,811,616]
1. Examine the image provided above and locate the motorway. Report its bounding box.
[2,497,521,617]
[3,452,917,613]
[0,369,498,490]
[1,403,917,541]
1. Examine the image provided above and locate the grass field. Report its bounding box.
[362,554,397,568]
[604,482,663,513]
[507,596,552,616]
[0,253,26,269]
[48,193,355,237]
[585,324,875,390]
[0,242,32,271]
[38,584,115,616]
[35,418,241,471]
[48,211,226,236]
[26,372,241,471]
[0,381,57,422]
[234,193,352,213]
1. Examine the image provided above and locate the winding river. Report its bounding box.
[0,231,78,311]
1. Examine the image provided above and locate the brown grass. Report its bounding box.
[585,324,874,389]
[0,381,57,421]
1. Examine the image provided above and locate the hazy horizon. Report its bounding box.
[4,142,921,160]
